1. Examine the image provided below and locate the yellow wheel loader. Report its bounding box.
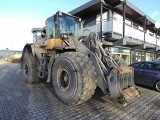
[21,11,140,106]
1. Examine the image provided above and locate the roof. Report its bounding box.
[70,0,159,34]
[31,28,44,33]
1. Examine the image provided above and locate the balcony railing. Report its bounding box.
[79,24,97,36]
[80,19,160,46]
[145,33,156,45]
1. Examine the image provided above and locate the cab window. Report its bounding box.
[47,17,54,39]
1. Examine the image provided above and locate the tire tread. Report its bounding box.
[53,52,97,105]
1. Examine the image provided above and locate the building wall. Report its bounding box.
[78,9,159,64]
[80,10,160,45]
[0,50,22,59]
[83,14,97,27]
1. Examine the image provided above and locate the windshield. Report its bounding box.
[56,14,80,38]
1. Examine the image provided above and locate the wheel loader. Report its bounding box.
[21,11,140,106]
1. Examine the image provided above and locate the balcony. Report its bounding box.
[80,19,160,49]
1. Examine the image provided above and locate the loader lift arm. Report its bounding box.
[78,32,140,105]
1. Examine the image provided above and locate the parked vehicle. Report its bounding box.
[130,61,160,92]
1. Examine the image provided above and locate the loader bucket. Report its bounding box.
[107,66,140,106]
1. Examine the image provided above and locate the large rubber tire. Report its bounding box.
[155,81,160,92]
[52,52,97,105]
[110,54,127,67]
[22,50,41,84]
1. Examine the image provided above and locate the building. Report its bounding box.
[0,50,22,59]
[70,0,160,65]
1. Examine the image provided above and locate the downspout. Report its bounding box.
[122,1,126,38]
[108,10,114,35]
[156,28,158,47]
[143,17,146,43]
[156,28,158,58]
[100,2,103,41]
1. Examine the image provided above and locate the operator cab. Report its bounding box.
[45,11,82,39]
[31,11,82,50]
[32,11,82,42]
[31,28,45,43]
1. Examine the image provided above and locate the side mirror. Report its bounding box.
[41,29,46,38]
[60,33,68,40]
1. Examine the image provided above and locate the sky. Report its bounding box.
[129,0,160,22]
[0,0,160,51]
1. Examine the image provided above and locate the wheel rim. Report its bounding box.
[57,67,71,92]
[24,63,29,76]
[156,81,160,91]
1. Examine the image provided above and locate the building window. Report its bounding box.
[146,53,150,61]
[131,51,155,62]
[150,53,155,61]
[131,50,135,63]
[135,51,142,62]
[121,49,130,65]
[141,52,145,61]
[110,47,121,53]
[110,47,130,65]
[146,53,155,61]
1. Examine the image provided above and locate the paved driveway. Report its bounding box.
[0,61,160,120]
